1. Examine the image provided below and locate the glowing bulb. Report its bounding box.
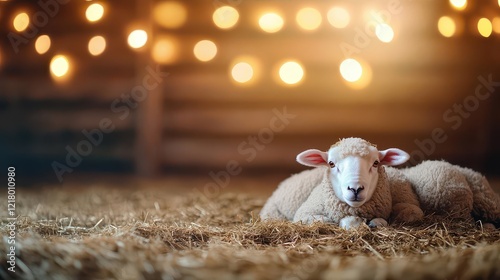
[13,12,29,32]
[438,16,456,38]
[231,62,254,83]
[50,55,70,78]
[477,18,492,38]
[128,29,148,49]
[153,2,187,29]
[296,7,322,31]
[492,17,500,34]
[340,59,362,82]
[35,35,51,55]
[279,61,304,85]
[449,0,467,11]
[193,40,217,62]
[88,36,106,56]
[327,7,350,29]
[375,23,394,43]
[259,13,284,33]
[213,6,239,29]
[152,37,178,64]
[86,3,104,22]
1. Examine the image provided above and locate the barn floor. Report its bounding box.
[1,173,499,280]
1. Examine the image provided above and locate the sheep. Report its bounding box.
[401,160,500,229]
[260,138,424,229]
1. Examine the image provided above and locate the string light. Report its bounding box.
[127,29,148,49]
[477,18,492,38]
[88,36,106,56]
[259,13,284,33]
[296,7,322,31]
[13,12,29,32]
[86,3,104,22]
[375,23,394,43]
[213,6,239,29]
[340,59,362,82]
[492,17,500,34]
[438,16,456,38]
[35,35,51,55]
[449,0,467,11]
[153,1,187,29]
[279,61,304,85]
[152,37,179,64]
[327,7,350,29]
[50,55,71,80]
[193,40,217,62]
[231,62,254,83]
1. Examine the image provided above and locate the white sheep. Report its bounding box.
[260,138,424,229]
[401,160,500,228]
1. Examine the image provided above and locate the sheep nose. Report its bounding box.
[347,185,364,195]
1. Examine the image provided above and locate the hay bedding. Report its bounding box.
[1,186,499,280]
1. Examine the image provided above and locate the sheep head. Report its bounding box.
[296,138,409,207]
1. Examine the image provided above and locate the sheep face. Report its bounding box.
[296,138,410,207]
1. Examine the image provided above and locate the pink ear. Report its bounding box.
[296,149,329,167]
[378,148,410,166]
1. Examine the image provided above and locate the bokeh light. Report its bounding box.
[492,17,500,34]
[477,18,492,37]
[35,35,51,55]
[193,40,217,62]
[375,23,394,43]
[86,3,104,22]
[127,29,148,49]
[259,13,284,33]
[279,61,304,85]
[213,6,239,29]
[231,62,254,84]
[327,7,350,29]
[438,16,456,38]
[153,1,187,29]
[152,37,178,64]
[88,36,106,56]
[340,58,362,82]
[13,12,29,32]
[50,55,70,79]
[449,0,467,11]
[296,7,322,31]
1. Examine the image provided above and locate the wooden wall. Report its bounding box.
[1,0,499,181]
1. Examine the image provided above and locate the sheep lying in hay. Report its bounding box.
[260,137,500,229]
[260,137,424,229]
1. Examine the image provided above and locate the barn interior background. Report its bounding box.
[1,0,499,185]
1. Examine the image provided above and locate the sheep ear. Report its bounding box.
[296,149,329,167]
[378,148,410,166]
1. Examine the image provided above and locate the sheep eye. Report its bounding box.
[373,160,379,168]
[328,161,335,168]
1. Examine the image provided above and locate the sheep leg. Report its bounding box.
[339,216,365,230]
[390,202,424,224]
[260,201,287,220]
[368,218,388,228]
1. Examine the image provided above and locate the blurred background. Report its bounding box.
[1,0,499,185]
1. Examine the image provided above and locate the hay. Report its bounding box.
[1,186,499,280]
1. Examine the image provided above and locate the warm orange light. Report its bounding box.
[231,62,254,84]
[128,29,148,49]
[339,58,372,90]
[259,13,284,33]
[213,6,239,29]
[375,23,394,43]
[50,55,71,80]
[279,61,304,85]
[153,1,187,29]
[193,40,217,62]
[88,36,106,56]
[13,12,29,32]
[492,17,500,34]
[477,18,492,37]
[327,7,350,29]
[35,35,51,55]
[296,7,322,31]
[86,3,104,22]
[449,0,467,11]
[152,37,179,64]
[438,16,456,38]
